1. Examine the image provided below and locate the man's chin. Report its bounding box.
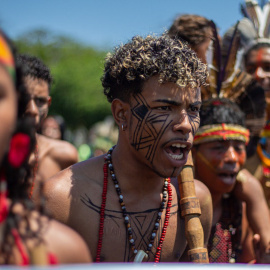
[25,117,39,131]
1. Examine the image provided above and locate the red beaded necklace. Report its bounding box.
[95,147,172,262]
[29,144,38,199]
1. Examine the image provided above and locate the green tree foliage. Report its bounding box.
[15,29,111,129]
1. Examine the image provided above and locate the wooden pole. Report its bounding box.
[178,152,209,263]
[29,243,48,265]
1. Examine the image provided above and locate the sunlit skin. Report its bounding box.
[127,76,201,179]
[193,139,246,240]
[23,76,78,198]
[43,76,213,262]
[245,47,270,91]
[245,47,270,117]
[41,117,62,140]
[0,65,17,165]
[193,140,246,198]
[24,76,51,130]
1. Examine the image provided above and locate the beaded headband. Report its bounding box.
[194,123,250,145]
[261,120,270,137]
[0,33,15,82]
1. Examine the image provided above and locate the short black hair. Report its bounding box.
[17,54,52,89]
[200,98,245,127]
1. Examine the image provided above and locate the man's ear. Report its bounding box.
[111,99,129,129]
[48,96,52,107]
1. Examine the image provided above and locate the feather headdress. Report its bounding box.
[202,21,252,101]
[241,0,270,40]
[223,1,270,55]
[203,21,266,138]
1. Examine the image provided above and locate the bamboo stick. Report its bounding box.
[178,152,209,263]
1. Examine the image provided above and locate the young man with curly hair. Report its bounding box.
[17,55,79,198]
[44,34,212,262]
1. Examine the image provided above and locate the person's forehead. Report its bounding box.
[203,139,245,146]
[141,76,201,101]
[24,76,49,96]
[248,47,270,61]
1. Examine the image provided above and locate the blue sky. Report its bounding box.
[1,0,245,50]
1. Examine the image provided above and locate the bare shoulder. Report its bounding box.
[234,168,264,199]
[194,179,213,246]
[43,155,105,222]
[194,179,212,202]
[38,134,78,165]
[43,218,92,263]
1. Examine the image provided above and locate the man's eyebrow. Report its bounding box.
[154,99,182,106]
[154,99,202,107]
[190,101,202,106]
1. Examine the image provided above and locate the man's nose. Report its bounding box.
[224,146,238,163]
[255,66,267,80]
[172,112,192,135]
[25,99,39,116]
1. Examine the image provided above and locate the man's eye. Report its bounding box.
[263,66,270,72]
[156,106,171,111]
[189,106,200,112]
[211,146,224,151]
[35,97,47,106]
[246,66,256,74]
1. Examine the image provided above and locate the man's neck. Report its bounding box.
[110,144,165,196]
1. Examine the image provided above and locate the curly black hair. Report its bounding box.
[102,34,208,103]
[17,54,52,90]
[200,98,246,127]
[167,14,212,48]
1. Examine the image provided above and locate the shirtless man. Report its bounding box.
[44,35,212,262]
[17,54,78,197]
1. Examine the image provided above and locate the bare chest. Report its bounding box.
[72,190,186,262]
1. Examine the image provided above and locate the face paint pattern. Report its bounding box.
[131,93,172,164]
[188,113,200,136]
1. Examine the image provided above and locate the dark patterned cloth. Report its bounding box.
[208,195,242,263]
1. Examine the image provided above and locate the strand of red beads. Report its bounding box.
[29,144,38,199]
[106,147,172,262]
[154,178,172,262]
[95,161,109,262]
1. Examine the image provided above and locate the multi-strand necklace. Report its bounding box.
[95,147,172,262]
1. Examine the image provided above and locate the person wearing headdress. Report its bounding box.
[192,21,270,263]
[16,54,79,199]
[0,29,91,265]
[167,15,270,262]
[223,0,270,210]
[223,0,270,95]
